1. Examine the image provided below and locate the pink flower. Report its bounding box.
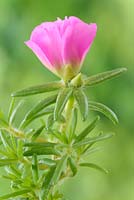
[25,16,97,81]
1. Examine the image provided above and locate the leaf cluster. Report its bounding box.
[0,68,126,199]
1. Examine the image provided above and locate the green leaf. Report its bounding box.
[75,116,100,143]
[73,133,114,148]
[0,110,8,127]
[11,81,63,97]
[32,107,54,119]
[74,89,88,121]
[8,98,15,122]
[23,147,60,156]
[84,67,127,86]
[9,100,24,125]
[46,114,65,130]
[20,107,53,128]
[0,149,11,157]
[53,190,63,199]
[46,114,54,130]
[10,134,17,151]
[70,73,83,87]
[0,159,18,167]
[68,157,77,176]
[24,142,56,147]
[89,101,118,124]
[39,158,56,167]
[52,130,68,144]
[41,155,68,199]
[41,166,56,199]
[52,154,68,184]
[0,189,30,199]
[25,95,57,120]
[81,142,96,154]
[0,118,8,127]
[9,165,21,177]
[32,154,39,184]
[79,162,108,174]
[69,108,78,142]
[31,125,45,141]
[54,88,73,121]
[17,139,23,159]
[20,95,57,128]
[0,131,15,155]
[82,147,102,156]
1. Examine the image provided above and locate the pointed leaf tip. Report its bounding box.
[68,157,77,176]
[79,162,109,174]
[75,115,100,143]
[0,189,30,199]
[74,89,88,121]
[54,88,73,121]
[73,132,114,148]
[25,94,57,121]
[84,67,127,87]
[89,101,119,125]
[11,81,63,97]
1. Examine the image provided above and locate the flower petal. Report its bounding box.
[25,40,53,71]
[63,21,97,66]
[29,22,63,68]
[25,17,97,80]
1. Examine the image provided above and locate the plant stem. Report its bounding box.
[60,96,74,134]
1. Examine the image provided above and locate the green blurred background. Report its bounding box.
[0,0,133,199]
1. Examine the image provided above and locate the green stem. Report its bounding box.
[60,96,74,134]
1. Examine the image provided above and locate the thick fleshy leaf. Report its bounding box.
[41,155,68,199]
[39,158,56,167]
[20,95,57,129]
[0,118,8,127]
[52,154,68,184]
[0,149,11,157]
[8,98,15,122]
[82,147,101,156]
[26,95,57,120]
[32,154,39,183]
[68,157,77,176]
[0,110,8,127]
[74,89,88,121]
[0,131,15,155]
[69,108,78,142]
[52,130,68,144]
[75,116,100,143]
[46,114,54,130]
[54,88,73,120]
[0,189,31,199]
[21,107,54,128]
[24,142,57,147]
[11,81,63,97]
[23,147,60,156]
[41,166,56,199]
[0,159,18,167]
[84,67,127,86]
[31,125,45,141]
[31,107,54,118]
[89,101,118,124]
[79,162,108,173]
[9,100,24,125]
[17,140,23,159]
[73,133,114,148]
[81,138,100,154]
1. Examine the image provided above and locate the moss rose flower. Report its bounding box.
[25,16,97,81]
